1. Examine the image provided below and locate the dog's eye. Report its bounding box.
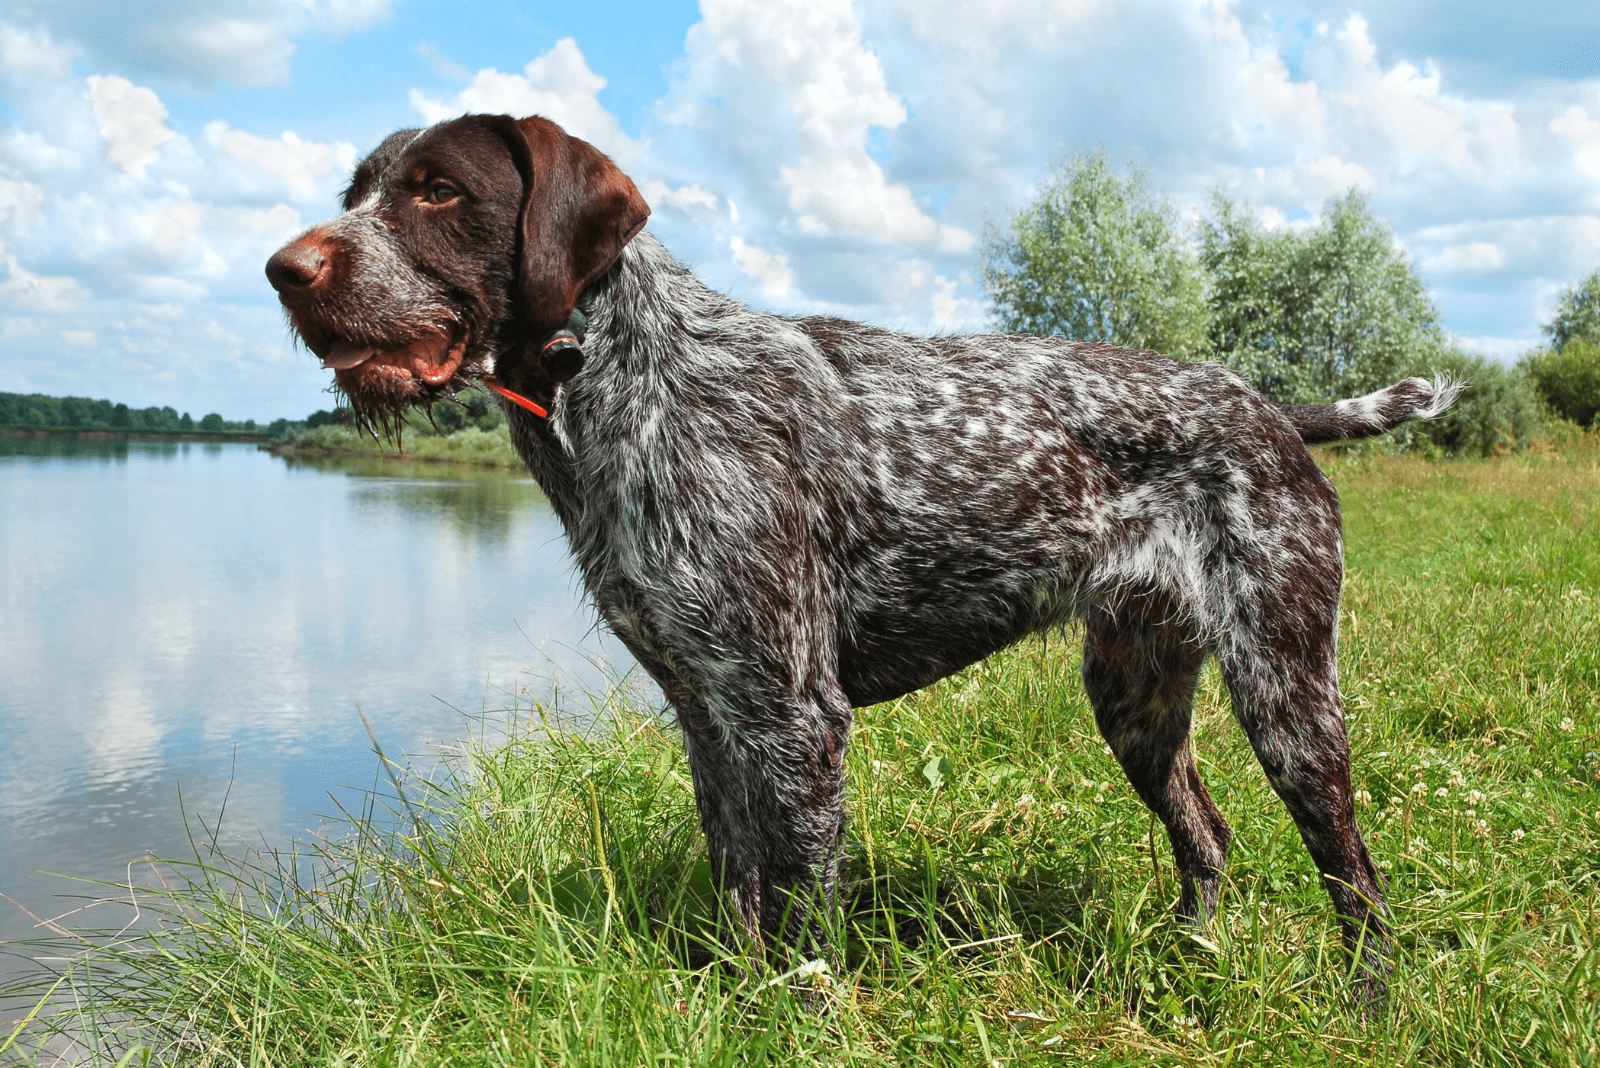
[425,181,461,205]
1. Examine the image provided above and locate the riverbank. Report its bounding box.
[0,426,271,443]
[5,443,1598,1065]
[269,423,523,467]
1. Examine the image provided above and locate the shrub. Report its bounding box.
[1522,338,1600,429]
[1402,348,1545,457]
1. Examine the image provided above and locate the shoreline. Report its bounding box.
[263,442,516,467]
[1,426,270,443]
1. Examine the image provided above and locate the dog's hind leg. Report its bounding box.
[1082,606,1233,924]
[1217,618,1392,1002]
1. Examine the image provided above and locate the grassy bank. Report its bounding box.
[274,423,523,468]
[5,440,1599,1065]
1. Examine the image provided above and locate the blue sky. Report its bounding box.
[1,0,1597,421]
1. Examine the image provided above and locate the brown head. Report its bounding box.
[265,115,650,420]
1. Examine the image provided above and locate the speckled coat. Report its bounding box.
[266,114,1462,1001]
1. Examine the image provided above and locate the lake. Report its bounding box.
[0,437,634,973]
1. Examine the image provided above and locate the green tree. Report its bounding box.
[1199,192,1443,404]
[180,412,194,430]
[1544,268,1600,350]
[982,149,1210,359]
[111,403,131,428]
[199,412,224,431]
[1523,338,1600,428]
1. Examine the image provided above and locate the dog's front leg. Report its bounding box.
[675,679,852,969]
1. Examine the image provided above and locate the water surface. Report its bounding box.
[0,438,633,970]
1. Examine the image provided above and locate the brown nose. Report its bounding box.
[265,241,328,294]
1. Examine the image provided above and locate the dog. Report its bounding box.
[266,113,1460,1002]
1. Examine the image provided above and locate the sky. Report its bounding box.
[0,0,1597,422]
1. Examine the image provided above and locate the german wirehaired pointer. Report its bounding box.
[267,114,1460,1001]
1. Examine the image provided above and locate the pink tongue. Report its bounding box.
[322,343,376,370]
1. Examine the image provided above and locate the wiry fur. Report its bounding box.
[268,115,1463,1004]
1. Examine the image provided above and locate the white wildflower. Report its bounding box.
[1511,828,1526,841]
[1434,787,1449,798]
[1559,718,1575,733]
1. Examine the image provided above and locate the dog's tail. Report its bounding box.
[1277,375,1465,445]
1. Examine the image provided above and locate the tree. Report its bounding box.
[199,412,224,431]
[180,412,194,430]
[305,409,342,429]
[982,149,1210,359]
[1523,338,1600,428]
[1199,192,1443,404]
[1544,268,1600,350]
[60,397,89,427]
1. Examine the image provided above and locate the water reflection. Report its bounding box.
[0,439,634,977]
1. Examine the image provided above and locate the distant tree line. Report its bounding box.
[983,149,1600,455]
[0,392,260,434]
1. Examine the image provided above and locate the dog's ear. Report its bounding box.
[491,115,650,334]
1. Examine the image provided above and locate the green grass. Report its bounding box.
[5,438,1599,1066]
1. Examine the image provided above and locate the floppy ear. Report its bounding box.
[491,115,650,334]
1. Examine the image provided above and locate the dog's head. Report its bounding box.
[265,114,649,421]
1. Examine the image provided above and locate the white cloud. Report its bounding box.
[1415,215,1600,277]
[729,236,794,298]
[639,179,721,217]
[1550,104,1600,198]
[1423,241,1505,274]
[86,75,176,178]
[409,38,642,167]
[895,0,1108,59]
[0,24,73,83]
[0,174,47,231]
[0,253,90,310]
[60,328,96,348]
[697,0,971,250]
[205,122,357,203]
[4,1,396,92]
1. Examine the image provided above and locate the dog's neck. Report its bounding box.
[498,229,741,523]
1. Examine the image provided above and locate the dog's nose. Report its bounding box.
[266,242,328,293]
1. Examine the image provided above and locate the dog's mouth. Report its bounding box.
[302,325,476,422]
[318,328,469,385]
